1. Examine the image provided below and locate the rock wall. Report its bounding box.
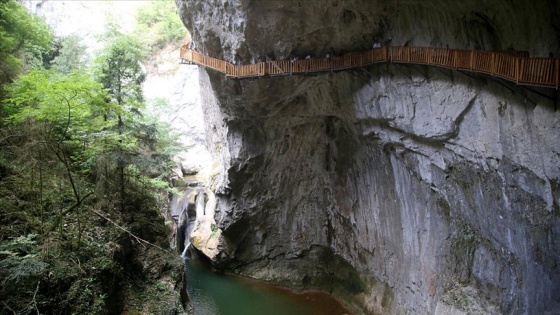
[176,0,560,314]
[143,49,213,184]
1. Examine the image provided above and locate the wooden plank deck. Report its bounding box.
[180,45,560,88]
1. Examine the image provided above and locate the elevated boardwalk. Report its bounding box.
[180,45,560,89]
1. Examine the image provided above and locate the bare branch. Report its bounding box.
[33,280,40,315]
[90,208,171,253]
[1,302,16,315]
[49,191,94,232]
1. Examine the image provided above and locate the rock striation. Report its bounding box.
[176,0,560,314]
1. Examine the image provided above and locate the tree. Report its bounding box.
[6,69,108,243]
[51,35,88,73]
[0,0,52,101]
[97,34,146,106]
[2,60,178,313]
[0,5,182,314]
[95,33,147,213]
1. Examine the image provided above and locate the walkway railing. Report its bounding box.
[180,45,560,88]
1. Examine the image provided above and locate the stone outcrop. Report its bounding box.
[176,0,560,314]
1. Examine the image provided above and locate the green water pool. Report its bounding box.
[185,260,350,315]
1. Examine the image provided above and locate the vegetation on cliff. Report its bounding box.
[136,0,185,51]
[0,0,187,313]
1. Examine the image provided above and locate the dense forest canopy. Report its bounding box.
[0,0,187,313]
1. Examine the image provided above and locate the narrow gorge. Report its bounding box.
[175,0,560,314]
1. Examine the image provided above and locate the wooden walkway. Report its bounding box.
[180,45,560,89]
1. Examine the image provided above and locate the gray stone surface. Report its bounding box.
[176,0,560,314]
[143,52,213,181]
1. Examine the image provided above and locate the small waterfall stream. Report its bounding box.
[172,189,351,315]
[181,190,205,258]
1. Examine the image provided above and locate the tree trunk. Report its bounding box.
[118,114,125,213]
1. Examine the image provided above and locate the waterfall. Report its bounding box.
[178,206,191,259]
[196,190,205,217]
[171,191,193,255]
[173,189,206,259]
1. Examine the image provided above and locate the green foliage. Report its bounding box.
[51,35,89,73]
[5,69,111,176]
[93,32,182,217]
[6,69,106,125]
[96,34,147,105]
[0,0,52,96]
[0,234,47,287]
[136,0,185,49]
[0,234,47,313]
[40,36,63,69]
[0,4,182,313]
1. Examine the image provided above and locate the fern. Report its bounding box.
[0,234,47,287]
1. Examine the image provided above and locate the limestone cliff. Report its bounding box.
[176,0,560,314]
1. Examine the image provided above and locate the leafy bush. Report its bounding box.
[135,0,185,49]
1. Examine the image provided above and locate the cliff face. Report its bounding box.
[176,0,560,314]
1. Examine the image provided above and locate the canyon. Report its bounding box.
[175,0,560,314]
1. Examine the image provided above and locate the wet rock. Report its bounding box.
[190,217,223,261]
